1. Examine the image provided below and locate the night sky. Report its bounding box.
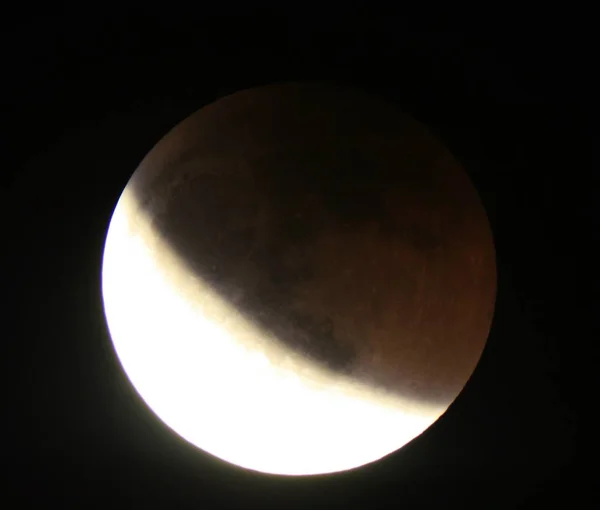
[3,10,593,508]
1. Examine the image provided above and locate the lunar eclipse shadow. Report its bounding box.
[131,84,496,412]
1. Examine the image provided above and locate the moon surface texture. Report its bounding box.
[101,83,496,476]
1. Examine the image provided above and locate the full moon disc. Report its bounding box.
[101,83,496,476]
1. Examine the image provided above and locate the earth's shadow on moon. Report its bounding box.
[131,83,496,410]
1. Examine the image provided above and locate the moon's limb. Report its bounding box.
[101,83,496,476]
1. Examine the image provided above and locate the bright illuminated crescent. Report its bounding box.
[101,83,496,476]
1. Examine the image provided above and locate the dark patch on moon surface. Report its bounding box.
[131,83,497,407]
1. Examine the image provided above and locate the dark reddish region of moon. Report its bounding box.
[131,83,496,411]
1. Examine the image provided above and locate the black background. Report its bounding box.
[3,9,594,508]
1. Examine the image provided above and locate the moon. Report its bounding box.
[101,83,496,476]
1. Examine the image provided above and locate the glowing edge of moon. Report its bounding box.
[101,186,447,476]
